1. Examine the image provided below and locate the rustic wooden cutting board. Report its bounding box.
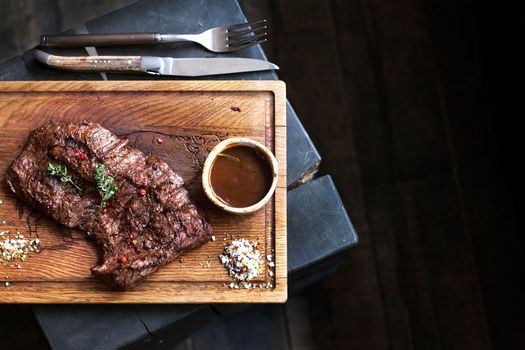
[0,81,286,303]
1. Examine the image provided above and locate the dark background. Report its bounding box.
[0,0,522,349]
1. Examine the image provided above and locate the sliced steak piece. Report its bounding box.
[6,120,213,290]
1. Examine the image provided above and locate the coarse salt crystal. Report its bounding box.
[219,238,263,283]
[1,232,40,264]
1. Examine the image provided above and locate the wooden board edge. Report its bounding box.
[273,79,287,303]
[1,282,288,303]
[0,80,286,93]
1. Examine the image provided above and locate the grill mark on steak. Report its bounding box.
[5,120,213,290]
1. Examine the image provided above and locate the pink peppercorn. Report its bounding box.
[119,256,127,264]
[138,188,146,196]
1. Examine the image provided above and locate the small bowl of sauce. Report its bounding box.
[202,138,278,214]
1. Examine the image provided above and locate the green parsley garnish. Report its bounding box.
[93,165,118,213]
[47,163,81,192]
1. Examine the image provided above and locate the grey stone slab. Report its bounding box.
[286,102,321,187]
[32,304,216,350]
[190,305,288,350]
[33,304,156,350]
[123,306,220,350]
[287,175,358,272]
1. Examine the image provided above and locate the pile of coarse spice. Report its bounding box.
[219,238,264,282]
[0,231,40,265]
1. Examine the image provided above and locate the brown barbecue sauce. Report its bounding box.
[210,145,273,208]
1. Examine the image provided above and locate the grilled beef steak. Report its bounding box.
[6,121,213,290]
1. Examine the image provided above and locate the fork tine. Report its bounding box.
[227,25,267,39]
[228,32,267,47]
[227,38,267,51]
[226,19,267,31]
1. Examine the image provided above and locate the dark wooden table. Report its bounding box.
[0,0,357,348]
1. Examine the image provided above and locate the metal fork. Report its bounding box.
[40,20,268,53]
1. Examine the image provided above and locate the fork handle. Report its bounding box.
[40,33,162,48]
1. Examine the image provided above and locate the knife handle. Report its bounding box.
[40,33,160,48]
[34,50,143,73]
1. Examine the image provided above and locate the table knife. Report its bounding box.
[33,50,278,76]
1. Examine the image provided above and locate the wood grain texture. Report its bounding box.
[0,80,287,303]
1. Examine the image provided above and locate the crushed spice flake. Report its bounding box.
[230,106,241,112]
[227,281,273,289]
[0,232,40,265]
[219,239,263,283]
[74,152,87,160]
[157,137,164,143]
[211,235,216,241]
